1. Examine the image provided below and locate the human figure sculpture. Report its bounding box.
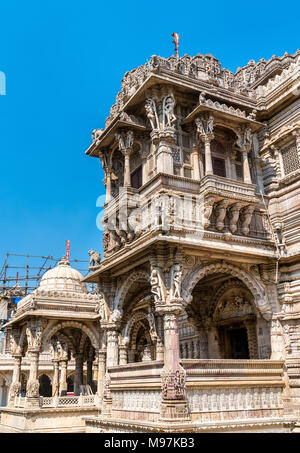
[150,267,164,302]
[171,264,183,299]
[162,94,176,128]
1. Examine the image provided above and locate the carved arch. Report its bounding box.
[42,321,99,351]
[122,310,149,343]
[114,270,150,310]
[182,262,272,320]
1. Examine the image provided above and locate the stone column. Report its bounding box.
[87,358,93,388]
[26,350,40,407]
[204,134,214,175]
[106,329,119,367]
[74,353,83,396]
[8,355,22,406]
[123,151,131,187]
[207,327,221,358]
[245,319,258,359]
[242,149,252,183]
[192,148,201,180]
[52,359,59,396]
[105,172,112,203]
[59,360,68,395]
[156,304,190,422]
[97,350,106,401]
[116,129,134,187]
[119,345,128,365]
[231,151,237,180]
[156,138,174,174]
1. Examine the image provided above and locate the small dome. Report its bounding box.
[39,258,87,293]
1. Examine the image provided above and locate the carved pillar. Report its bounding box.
[105,172,112,203]
[156,305,190,422]
[52,359,59,396]
[86,357,93,388]
[207,327,221,359]
[245,319,258,359]
[123,151,131,187]
[74,353,83,396]
[26,350,40,407]
[116,129,134,187]
[59,360,68,395]
[106,329,119,367]
[254,158,265,194]
[242,150,252,183]
[192,148,201,180]
[97,350,106,401]
[119,345,128,365]
[156,315,164,361]
[231,151,237,180]
[8,355,22,406]
[204,135,214,175]
[155,136,174,175]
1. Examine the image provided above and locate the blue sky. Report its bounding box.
[0,0,299,280]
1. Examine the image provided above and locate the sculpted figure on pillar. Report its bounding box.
[195,112,214,137]
[162,93,176,128]
[26,318,44,351]
[236,125,253,151]
[115,129,134,151]
[150,266,166,303]
[145,98,159,130]
[170,264,183,300]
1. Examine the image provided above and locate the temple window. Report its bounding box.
[172,131,193,178]
[280,141,299,176]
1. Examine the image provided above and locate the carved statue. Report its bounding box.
[110,308,123,323]
[116,129,134,151]
[162,93,176,128]
[147,306,158,342]
[195,112,214,136]
[170,264,183,299]
[145,98,158,130]
[150,267,165,303]
[88,249,101,269]
[92,128,104,141]
[97,298,110,322]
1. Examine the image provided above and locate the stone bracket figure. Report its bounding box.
[170,264,183,301]
[150,266,166,303]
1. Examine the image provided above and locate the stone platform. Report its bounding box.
[0,407,98,433]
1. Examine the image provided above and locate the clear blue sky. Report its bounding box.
[0,0,299,277]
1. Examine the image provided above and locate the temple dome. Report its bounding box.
[38,258,87,293]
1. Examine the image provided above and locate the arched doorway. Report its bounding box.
[39,374,52,397]
[184,274,271,359]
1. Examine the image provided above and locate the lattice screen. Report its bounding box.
[281,141,300,175]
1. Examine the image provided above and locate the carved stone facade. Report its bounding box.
[1,49,300,433]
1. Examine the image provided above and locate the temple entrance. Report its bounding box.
[187,272,271,359]
[228,328,249,359]
[39,374,52,397]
